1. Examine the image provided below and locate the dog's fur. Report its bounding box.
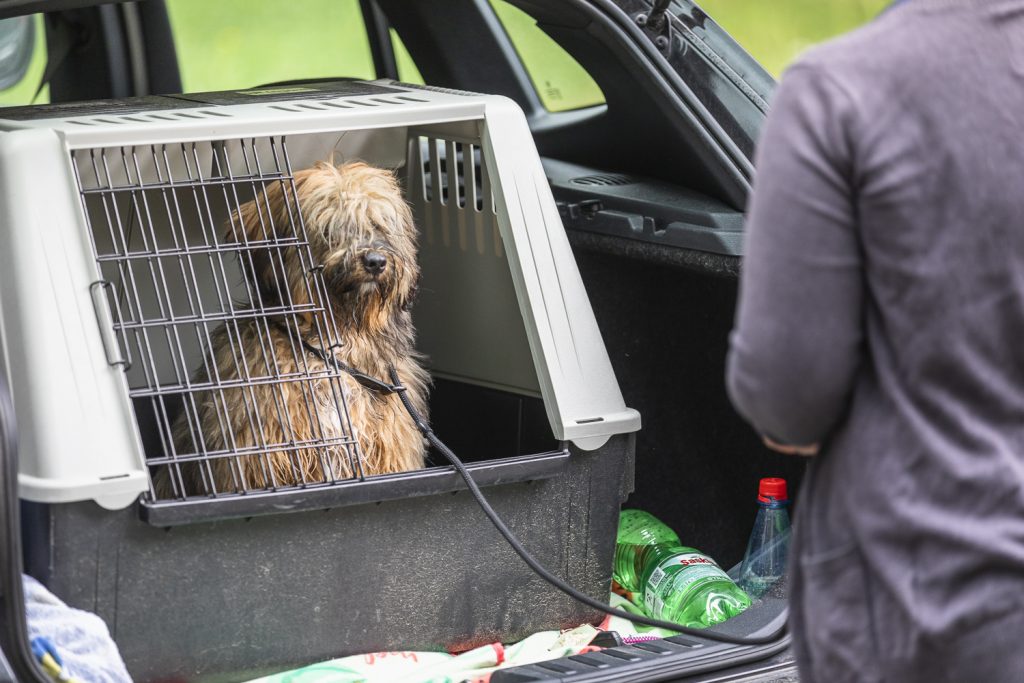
[157,161,429,497]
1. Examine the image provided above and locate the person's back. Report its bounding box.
[727,1,1024,681]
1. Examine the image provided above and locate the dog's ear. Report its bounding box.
[388,181,420,313]
[225,174,305,245]
[224,173,309,310]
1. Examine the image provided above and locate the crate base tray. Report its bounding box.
[141,449,571,526]
[24,434,635,683]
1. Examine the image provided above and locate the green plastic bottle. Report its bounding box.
[613,509,682,594]
[613,509,752,629]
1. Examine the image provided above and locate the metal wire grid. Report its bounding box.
[71,137,366,501]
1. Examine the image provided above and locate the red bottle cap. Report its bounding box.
[758,477,788,504]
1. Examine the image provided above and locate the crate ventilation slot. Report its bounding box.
[415,135,503,256]
[70,110,238,126]
[272,96,416,113]
[66,96,422,126]
[396,82,480,97]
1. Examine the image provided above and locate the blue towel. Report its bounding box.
[23,575,132,683]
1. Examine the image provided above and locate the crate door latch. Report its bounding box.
[89,280,132,371]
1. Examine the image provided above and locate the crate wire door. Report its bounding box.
[73,137,365,501]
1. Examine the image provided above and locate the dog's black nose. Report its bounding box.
[362,251,388,275]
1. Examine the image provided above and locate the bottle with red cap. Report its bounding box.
[736,477,792,600]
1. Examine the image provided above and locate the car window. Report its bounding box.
[166,0,380,92]
[391,28,424,85]
[489,0,604,113]
[0,15,49,106]
[698,0,888,76]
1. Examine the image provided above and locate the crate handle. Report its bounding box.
[89,280,132,371]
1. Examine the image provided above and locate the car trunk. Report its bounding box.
[473,0,803,674]
[573,241,807,569]
[0,0,803,680]
[475,193,805,683]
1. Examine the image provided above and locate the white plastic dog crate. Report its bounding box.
[0,81,640,681]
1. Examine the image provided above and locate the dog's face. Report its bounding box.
[230,161,419,331]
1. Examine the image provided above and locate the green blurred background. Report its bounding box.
[1,0,889,109]
[700,0,888,76]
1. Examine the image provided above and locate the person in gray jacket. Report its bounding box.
[726,1,1024,681]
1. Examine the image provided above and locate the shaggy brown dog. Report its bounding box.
[156,161,429,498]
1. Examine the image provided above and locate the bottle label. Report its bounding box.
[643,552,733,618]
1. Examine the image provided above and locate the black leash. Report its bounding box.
[270,319,402,395]
[297,330,785,645]
[385,367,785,646]
[298,337,403,396]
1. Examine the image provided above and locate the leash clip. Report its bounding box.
[348,370,402,395]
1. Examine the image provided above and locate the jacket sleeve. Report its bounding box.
[726,64,864,447]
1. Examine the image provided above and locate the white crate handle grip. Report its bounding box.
[89,280,132,371]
